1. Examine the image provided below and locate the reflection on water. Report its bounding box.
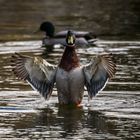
[0,40,140,139]
[0,0,139,139]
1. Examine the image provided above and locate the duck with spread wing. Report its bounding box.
[11,30,116,106]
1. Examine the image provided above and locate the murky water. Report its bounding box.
[0,40,140,139]
[0,0,140,139]
[0,0,140,41]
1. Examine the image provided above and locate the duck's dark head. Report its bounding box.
[66,30,76,47]
[40,21,55,37]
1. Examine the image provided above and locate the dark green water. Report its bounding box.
[0,0,140,139]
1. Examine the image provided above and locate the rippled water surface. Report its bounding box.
[0,40,140,139]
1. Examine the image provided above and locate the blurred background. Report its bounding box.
[0,0,140,41]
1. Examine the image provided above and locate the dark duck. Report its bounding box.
[39,21,97,47]
[11,31,116,106]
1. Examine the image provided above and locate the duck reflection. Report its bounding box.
[13,105,117,138]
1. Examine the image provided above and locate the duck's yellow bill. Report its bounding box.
[68,36,74,44]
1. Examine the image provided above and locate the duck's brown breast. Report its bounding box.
[59,47,80,72]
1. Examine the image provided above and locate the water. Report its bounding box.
[0,40,140,139]
[0,0,140,41]
[0,0,140,139]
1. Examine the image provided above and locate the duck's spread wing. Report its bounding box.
[83,54,116,99]
[11,53,57,99]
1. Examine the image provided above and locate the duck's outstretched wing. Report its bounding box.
[83,54,116,99]
[11,53,57,99]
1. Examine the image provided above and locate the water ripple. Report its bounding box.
[0,40,140,139]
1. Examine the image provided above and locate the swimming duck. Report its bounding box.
[39,21,97,47]
[11,31,116,106]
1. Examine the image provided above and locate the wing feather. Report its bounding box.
[83,54,116,99]
[11,53,57,99]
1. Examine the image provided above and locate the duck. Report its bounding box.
[11,30,116,106]
[39,21,97,47]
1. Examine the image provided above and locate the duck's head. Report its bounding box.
[66,30,76,47]
[40,21,55,37]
